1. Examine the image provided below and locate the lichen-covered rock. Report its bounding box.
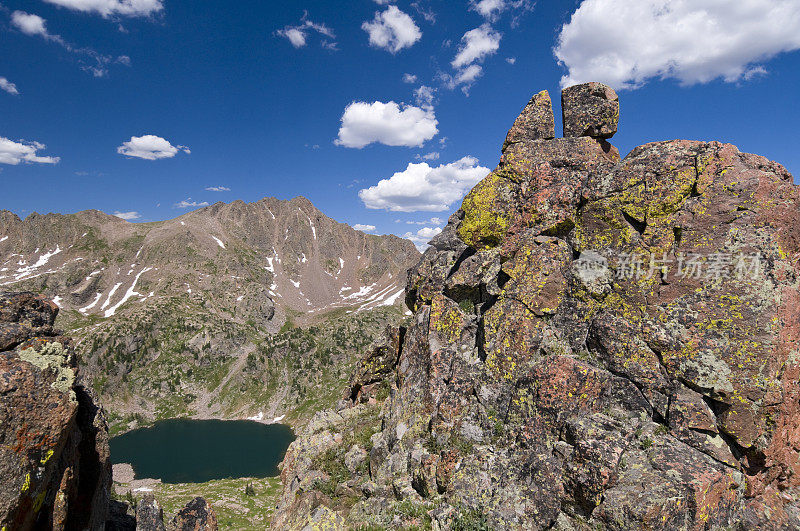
[273,86,800,529]
[502,89,555,152]
[562,82,619,139]
[170,497,218,531]
[136,494,165,531]
[0,291,111,531]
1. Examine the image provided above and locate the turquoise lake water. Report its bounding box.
[110,419,295,484]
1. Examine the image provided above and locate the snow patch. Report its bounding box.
[79,292,103,314]
[211,236,226,249]
[14,246,62,281]
[52,296,63,308]
[0,236,7,243]
[290,279,300,288]
[101,283,123,311]
[105,267,153,317]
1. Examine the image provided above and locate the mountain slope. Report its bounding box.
[0,197,420,431]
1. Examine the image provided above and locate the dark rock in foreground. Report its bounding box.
[273,83,800,529]
[0,292,111,530]
[171,497,218,531]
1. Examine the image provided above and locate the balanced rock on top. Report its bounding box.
[562,81,619,139]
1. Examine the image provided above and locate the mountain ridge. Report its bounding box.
[0,195,421,432]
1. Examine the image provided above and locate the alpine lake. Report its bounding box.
[110,419,295,484]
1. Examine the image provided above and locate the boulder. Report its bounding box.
[502,89,555,152]
[562,82,619,138]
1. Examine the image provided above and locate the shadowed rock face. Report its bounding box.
[273,84,800,529]
[0,292,111,531]
[171,497,218,531]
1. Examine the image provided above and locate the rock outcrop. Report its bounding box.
[170,497,218,531]
[0,292,111,530]
[273,83,800,529]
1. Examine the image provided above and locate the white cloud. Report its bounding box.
[415,151,440,161]
[42,0,163,18]
[362,6,422,53]
[117,135,189,160]
[113,211,141,220]
[403,226,443,250]
[555,0,800,90]
[336,101,438,149]
[443,24,502,92]
[0,77,19,95]
[11,11,128,77]
[414,85,436,109]
[359,156,489,212]
[403,73,418,83]
[277,11,336,49]
[471,0,506,19]
[412,1,437,24]
[452,24,502,68]
[0,137,60,165]
[11,12,54,39]
[456,64,483,85]
[470,0,533,23]
[353,224,377,232]
[506,57,516,65]
[205,186,230,192]
[404,216,444,225]
[175,199,209,209]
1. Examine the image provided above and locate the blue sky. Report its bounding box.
[2,0,799,247]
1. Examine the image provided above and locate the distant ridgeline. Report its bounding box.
[273,83,800,529]
[0,197,420,433]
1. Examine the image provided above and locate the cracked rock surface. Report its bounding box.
[273,84,800,529]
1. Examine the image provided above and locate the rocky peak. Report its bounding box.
[0,292,111,530]
[274,83,800,529]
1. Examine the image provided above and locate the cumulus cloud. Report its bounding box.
[11,12,55,39]
[175,198,209,209]
[0,137,60,165]
[42,0,163,18]
[336,101,438,149]
[117,135,190,160]
[277,11,336,49]
[205,185,230,192]
[403,73,418,83]
[359,156,489,212]
[0,77,19,95]
[362,6,422,53]
[555,0,800,90]
[11,11,129,77]
[452,24,502,68]
[353,224,377,232]
[442,24,502,92]
[113,211,141,220]
[403,226,443,250]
